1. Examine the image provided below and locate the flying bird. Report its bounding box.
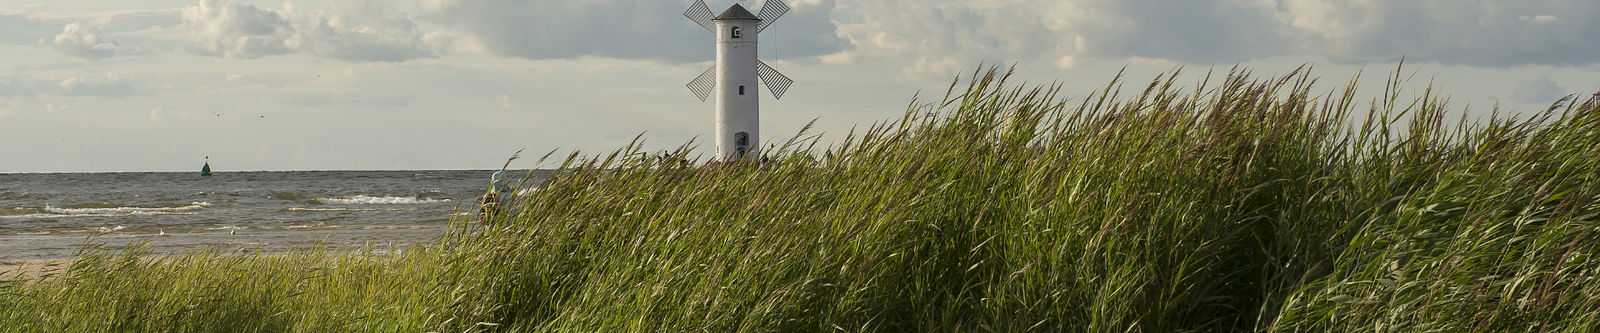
[210,111,224,117]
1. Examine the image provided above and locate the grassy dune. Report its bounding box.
[3,64,1599,332]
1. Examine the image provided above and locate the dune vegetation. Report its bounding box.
[3,64,1599,332]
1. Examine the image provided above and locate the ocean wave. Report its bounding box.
[0,202,210,219]
[0,207,44,216]
[273,223,424,230]
[1,191,38,199]
[415,189,449,199]
[45,202,210,215]
[349,225,433,230]
[277,223,423,230]
[310,195,449,205]
[0,213,74,220]
[285,207,418,212]
[272,192,305,200]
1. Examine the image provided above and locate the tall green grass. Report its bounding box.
[2,64,1597,332]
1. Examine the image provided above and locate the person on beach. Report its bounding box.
[479,171,513,223]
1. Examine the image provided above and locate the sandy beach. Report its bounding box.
[0,259,71,283]
[0,227,446,261]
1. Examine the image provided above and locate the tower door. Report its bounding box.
[735,132,750,160]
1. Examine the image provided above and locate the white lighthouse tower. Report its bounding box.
[685,0,793,162]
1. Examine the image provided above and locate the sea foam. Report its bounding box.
[313,195,449,205]
[13,202,213,218]
[286,207,417,212]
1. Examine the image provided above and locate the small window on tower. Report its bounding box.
[732,26,742,39]
[739,85,746,95]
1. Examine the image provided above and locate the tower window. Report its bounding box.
[739,85,745,95]
[731,26,742,39]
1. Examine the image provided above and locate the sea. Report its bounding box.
[0,170,546,260]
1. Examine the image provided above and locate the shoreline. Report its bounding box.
[0,227,450,261]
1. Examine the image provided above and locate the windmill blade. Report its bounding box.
[756,0,789,33]
[684,0,715,33]
[686,66,716,102]
[757,60,793,100]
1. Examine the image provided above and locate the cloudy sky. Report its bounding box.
[1,0,1596,172]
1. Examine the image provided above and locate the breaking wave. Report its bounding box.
[0,202,209,219]
[48,202,210,215]
[309,195,449,205]
[285,207,418,212]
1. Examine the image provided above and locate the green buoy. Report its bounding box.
[201,156,212,176]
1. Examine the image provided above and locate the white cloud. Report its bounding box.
[58,74,135,97]
[0,73,136,98]
[1127,56,1177,67]
[4,6,183,62]
[826,1,1116,62]
[1274,0,1599,67]
[182,0,294,59]
[54,20,143,60]
[1520,15,1559,23]
[822,0,1285,77]
[819,0,1600,78]
[180,0,446,62]
[11,0,1599,71]
[282,94,408,107]
[1054,55,1078,69]
[903,57,961,81]
[148,106,191,121]
[0,97,14,119]
[419,0,845,63]
[286,0,444,62]
[495,94,510,109]
[0,75,33,97]
[1,6,67,45]
[1511,76,1568,104]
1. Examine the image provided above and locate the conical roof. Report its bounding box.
[714,4,760,21]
